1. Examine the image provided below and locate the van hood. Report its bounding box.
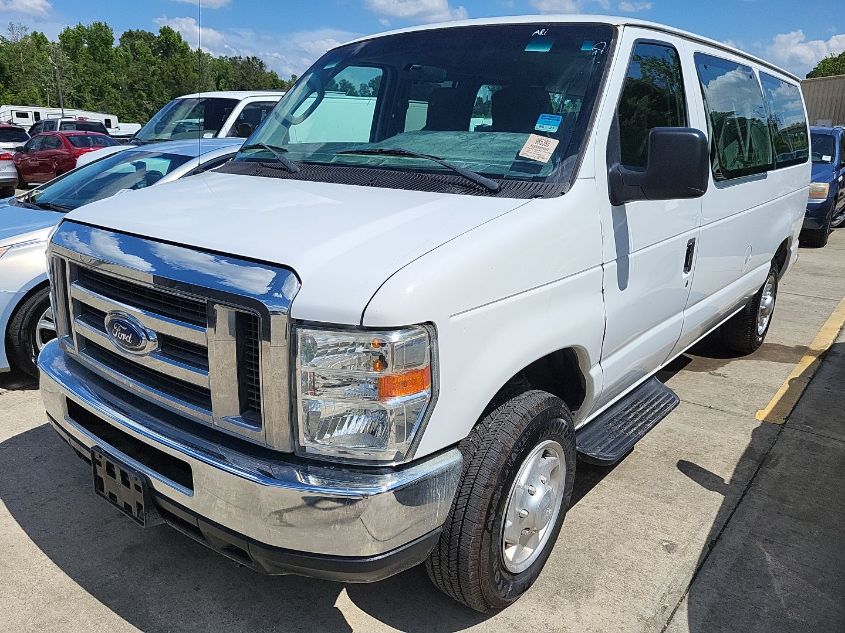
[0,198,62,246]
[65,171,528,323]
[811,162,835,186]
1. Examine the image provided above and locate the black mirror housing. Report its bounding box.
[236,122,254,138]
[609,127,710,206]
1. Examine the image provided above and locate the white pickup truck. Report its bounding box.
[39,15,809,612]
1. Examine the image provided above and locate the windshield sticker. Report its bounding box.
[535,114,562,133]
[525,29,554,53]
[581,40,594,52]
[519,134,560,163]
[823,155,832,162]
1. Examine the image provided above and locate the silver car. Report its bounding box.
[0,124,28,196]
[0,137,243,376]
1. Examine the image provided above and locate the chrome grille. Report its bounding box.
[48,221,300,451]
[76,267,208,326]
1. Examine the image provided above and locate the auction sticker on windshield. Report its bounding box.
[535,114,562,133]
[519,134,560,162]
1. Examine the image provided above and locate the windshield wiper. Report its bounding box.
[335,148,500,193]
[241,143,300,174]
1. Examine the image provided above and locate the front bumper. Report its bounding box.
[39,340,462,581]
[803,198,833,231]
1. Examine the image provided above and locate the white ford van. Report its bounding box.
[38,16,809,612]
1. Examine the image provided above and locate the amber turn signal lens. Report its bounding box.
[378,366,431,399]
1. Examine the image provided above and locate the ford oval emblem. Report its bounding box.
[104,312,158,355]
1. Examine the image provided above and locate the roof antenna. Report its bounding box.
[197,0,202,158]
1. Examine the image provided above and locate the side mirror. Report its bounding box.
[14,145,26,153]
[609,127,710,207]
[236,122,254,138]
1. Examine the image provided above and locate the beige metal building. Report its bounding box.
[802,74,845,126]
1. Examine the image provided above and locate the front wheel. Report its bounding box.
[7,287,56,376]
[426,388,576,612]
[721,265,778,354]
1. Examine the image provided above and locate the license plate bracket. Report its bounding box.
[91,446,159,527]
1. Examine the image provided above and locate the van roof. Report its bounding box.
[176,90,286,100]
[346,14,799,82]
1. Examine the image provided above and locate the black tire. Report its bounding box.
[6,286,53,377]
[426,388,577,612]
[721,264,778,355]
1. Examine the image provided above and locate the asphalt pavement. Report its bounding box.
[0,230,843,633]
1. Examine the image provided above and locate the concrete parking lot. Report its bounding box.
[1,230,843,633]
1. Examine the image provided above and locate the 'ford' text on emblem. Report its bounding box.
[104,312,158,355]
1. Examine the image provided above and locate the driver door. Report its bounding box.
[591,30,703,411]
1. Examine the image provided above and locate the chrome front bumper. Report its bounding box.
[39,340,462,575]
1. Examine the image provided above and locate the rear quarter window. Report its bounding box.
[695,53,773,181]
[759,73,808,169]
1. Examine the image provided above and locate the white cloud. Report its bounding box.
[765,30,845,77]
[172,0,231,7]
[154,15,357,78]
[530,0,582,12]
[364,0,468,23]
[154,15,225,49]
[618,0,652,12]
[0,0,51,16]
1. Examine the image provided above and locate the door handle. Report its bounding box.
[683,238,696,274]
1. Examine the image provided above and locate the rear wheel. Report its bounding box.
[721,265,778,355]
[426,388,577,612]
[7,287,55,376]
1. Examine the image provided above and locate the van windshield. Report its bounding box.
[235,23,614,194]
[811,133,835,164]
[134,97,239,143]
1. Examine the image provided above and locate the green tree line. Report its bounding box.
[808,51,845,79]
[0,21,296,124]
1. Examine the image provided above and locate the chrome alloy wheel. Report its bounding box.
[34,307,56,354]
[756,276,776,337]
[501,439,565,574]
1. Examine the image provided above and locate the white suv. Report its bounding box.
[39,16,809,612]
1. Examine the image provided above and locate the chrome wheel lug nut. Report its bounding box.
[518,508,529,518]
[527,485,536,496]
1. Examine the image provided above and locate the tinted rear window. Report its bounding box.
[759,73,809,169]
[61,121,108,133]
[0,128,28,142]
[67,135,119,148]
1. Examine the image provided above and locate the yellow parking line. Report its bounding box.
[756,296,845,424]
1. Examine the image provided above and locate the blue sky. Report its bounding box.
[3,0,843,78]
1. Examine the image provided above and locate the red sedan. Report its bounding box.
[13,131,120,186]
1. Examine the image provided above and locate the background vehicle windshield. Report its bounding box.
[67,134,119,148]
[0,128,28,143]
[28,150,191,210]
[134,97,238,142]
[60,121,108,133]
[237,23,614,187]
[811,133,835,163]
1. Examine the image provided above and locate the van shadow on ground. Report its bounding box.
[677,342,845,632]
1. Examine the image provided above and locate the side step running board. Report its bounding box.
[576,377,679,466]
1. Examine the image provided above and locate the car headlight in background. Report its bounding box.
[809,183,830,200]
[295,324,435,463]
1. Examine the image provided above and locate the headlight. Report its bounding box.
[809,182,830,200]
[295,324,435,463]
